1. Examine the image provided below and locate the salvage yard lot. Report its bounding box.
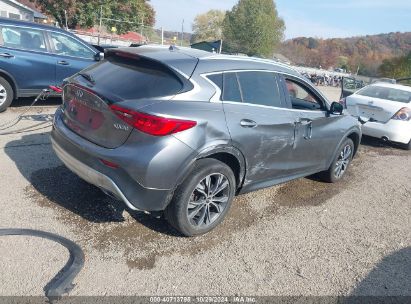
[0,87,410,296]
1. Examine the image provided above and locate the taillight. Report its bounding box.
[339,97,347,109]
[110,104,197,136]
[392,107,411,121]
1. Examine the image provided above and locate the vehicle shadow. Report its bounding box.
[11,97,62,108]
[360,135,404,150]
[4,133,180,237]
[346,247,411,302]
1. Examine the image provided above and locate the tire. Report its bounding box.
[319,138,355,183]
[0,76,14,113]
[165,158,236,237]
[405,140,411,151]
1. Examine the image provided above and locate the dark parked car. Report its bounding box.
[51,46,362,236]
[0,18,103,112]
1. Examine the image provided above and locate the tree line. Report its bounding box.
[24,0,155,34]
[279,33,411,77]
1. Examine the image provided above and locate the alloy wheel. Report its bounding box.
[0,84,7,107]
[334,144,352,178]
[187,173,230,228]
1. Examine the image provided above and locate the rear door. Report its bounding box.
[221,71,296,183]
[48,31,97,86]
[0,25,55,94]
[346,85,411,123]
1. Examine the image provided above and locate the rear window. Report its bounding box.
[84,54,184,101]
[357,86,411,103]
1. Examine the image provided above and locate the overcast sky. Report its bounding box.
[149,0,411,39]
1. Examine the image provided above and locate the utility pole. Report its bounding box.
[161,27,164,45]
[140,14,144,42]
[180,19,184,47]
[64,10,68,30]
[98,5,103,45]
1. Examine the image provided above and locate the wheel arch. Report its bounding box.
[0,69,18,98]
[196,145,247,191]
[347,131,361,156]
[327,127,361,168]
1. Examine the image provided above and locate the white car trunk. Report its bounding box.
[346,94,406,123]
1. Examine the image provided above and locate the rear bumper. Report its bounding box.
[52,138,142,211]
[362,120,411,144]
[51,108,185,212]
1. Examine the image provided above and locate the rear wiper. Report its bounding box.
[78,72,95,85]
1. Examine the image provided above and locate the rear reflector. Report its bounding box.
[110,104,197,136]
[49,85,63,93]
[100,159,119,169]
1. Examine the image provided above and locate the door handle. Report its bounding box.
[240,119,257,128]
[0,53,14,58]
[295,118,313,140]
[296,118,312,125]
[57,60,70,65]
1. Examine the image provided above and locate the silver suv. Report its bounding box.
[51,46,361,236]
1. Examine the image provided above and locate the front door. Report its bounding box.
[280,75,343,174]
[48,31,97,86]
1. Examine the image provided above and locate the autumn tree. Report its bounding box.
[222,0,285,57]
[378,52,411,80]
[32,0,155,33]
[191,10,225,43]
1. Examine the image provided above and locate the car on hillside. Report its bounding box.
[51,46,362,236]
[0,18,103,112]
[345,82,411,149]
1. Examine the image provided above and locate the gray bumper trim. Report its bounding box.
[51,138,140,211]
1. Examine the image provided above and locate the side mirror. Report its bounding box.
[330,102,344,115]
[94,52,104,61]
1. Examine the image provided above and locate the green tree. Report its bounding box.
[222,0,285,57]
[378,52,411,81]
[32,0,155,34]
[191,10,225,43]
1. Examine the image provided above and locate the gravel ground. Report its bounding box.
[0,88,410,298]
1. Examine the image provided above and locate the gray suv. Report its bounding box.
[51,46,361,236]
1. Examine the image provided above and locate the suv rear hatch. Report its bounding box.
[61,50,196,148]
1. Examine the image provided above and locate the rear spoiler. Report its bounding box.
[105,49,194,93]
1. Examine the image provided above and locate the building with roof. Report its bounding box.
[0,0,47,22]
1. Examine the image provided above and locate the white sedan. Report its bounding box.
[345,82,411,150]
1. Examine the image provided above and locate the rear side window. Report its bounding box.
[0,26,46,52]
[223,73,242,102]
[84,54,184,101]
[358,86,411,103]
[236,71,282,107]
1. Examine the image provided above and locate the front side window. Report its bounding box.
[285,79,323,111]
[1,26,46,52]
[50,32,95,59]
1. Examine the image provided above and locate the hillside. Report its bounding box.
[279,32,411,76]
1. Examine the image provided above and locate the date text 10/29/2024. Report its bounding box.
[149,296,257,303]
